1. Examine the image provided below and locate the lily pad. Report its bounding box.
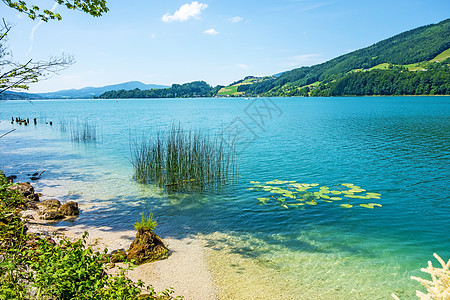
[257,197,270,204]
[305,201,318,206]
[330,197,343,201]
[265,180,289,185]
[360,203,375,209]
[321,200,333,203]
[340,204,353,208]
[330,191,342,195]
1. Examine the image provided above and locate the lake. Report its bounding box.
[1,96,449,299]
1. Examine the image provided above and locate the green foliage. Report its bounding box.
[135,213,158,232]
[315,62,450,96]
[0,171,183,299]
[97,81,219,99]
[2,0,109,22]
[241,19,450,97]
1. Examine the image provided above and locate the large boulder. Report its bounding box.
[7,182,40,207]
[59,201,79,216]
[40,199,61,208]
[126,230,168,264]
[7,182,34,197]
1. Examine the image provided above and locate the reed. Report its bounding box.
[131,124,237,192]
[70,120,97,143]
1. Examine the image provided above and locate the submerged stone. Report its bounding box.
[127,230,169,264]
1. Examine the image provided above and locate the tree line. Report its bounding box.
[96,81,221,99]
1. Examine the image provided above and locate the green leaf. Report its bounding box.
[340,204,353,208]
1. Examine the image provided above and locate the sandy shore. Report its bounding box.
[25,217,218,300]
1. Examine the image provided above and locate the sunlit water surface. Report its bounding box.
[1,97,449,299]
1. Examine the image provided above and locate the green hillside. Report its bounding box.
[235,18,450,97]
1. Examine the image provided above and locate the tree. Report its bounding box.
[0,0,109,95]
[2,0,109,22]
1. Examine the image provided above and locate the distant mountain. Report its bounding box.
[0,91,43,100]
[36,81,168,99]
[228,18,450,97]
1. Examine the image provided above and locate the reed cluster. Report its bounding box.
[64,120,98,142]
[131,125,237,192]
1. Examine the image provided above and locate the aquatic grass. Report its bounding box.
[131,124,237,192]
[69,120,98,143]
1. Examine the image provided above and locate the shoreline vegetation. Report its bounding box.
[0,171,188,299]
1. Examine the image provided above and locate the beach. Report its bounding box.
[25,211,218,300]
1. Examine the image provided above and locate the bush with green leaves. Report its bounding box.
[134,213,158,233]
[0,171,183,299]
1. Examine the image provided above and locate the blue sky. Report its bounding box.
[2,0,449,92]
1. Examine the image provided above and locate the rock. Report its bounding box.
[6,175,17,183]
[7,182,34,197]
[126,230,168,264]
[59,201,79,216]
[7,182,39,207]
[40,199,61,208]
[42,210,64,220]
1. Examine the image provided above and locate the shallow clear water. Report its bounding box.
[1,97,449,299]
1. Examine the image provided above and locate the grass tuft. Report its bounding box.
[131,124,237,192]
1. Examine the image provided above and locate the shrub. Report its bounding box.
[134,213,158,233]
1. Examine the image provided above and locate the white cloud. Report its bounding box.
[162,1,208,23]
[229,16,243,23]
[237,64,249,69]
[203,28,219,36]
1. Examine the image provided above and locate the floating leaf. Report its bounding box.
[360,203,375,209]
[246,187,255,190]
[265,180,289,185]
[283,194,296,199]
[340,204,353,208]
[341,183,354,187]
[257,197,270,204]
[248,180,381,211]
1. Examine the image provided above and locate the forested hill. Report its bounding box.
[98,19,450,99]
[97,81,221,99]
[237,18,450,96]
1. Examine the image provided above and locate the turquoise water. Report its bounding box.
[1,97,449,299]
